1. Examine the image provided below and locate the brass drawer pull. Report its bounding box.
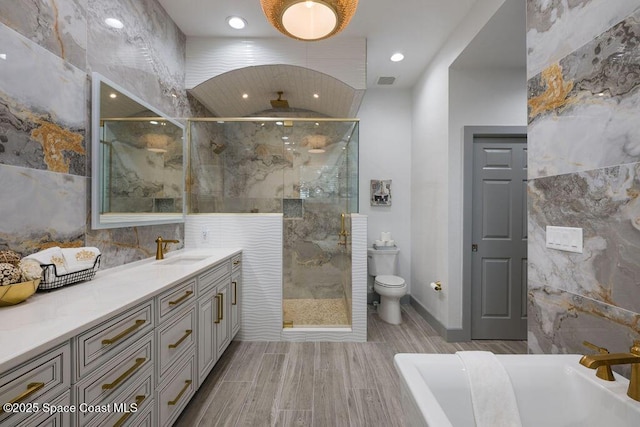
[167,380,192,406]
[214,295,221,324]
[102,357,146,390]
[218,292,224,321]
[113,395,146,427]
[102,319,146,345]
[168,329,193,349]
[0,382,45,414]
[232,281,237,306]
[168,290,193,306]
[233,259,241,266]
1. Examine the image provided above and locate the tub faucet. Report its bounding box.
[579,340,640,401]
[155,236,179,260]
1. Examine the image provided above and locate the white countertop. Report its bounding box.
[0,248,241,373]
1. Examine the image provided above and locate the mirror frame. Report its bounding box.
[91,72,186,229]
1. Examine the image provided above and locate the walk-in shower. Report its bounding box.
[188,118,359,329]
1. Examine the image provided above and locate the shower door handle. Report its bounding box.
[338,213,349,245]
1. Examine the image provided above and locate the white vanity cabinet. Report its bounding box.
[0,249,241,427]
[0,343,71,427]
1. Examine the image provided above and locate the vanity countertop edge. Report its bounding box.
[0,248,242,373]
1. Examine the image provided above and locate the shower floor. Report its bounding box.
[283,298,349,326]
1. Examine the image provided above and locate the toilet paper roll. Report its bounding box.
[381,232,392,241]
[375,240,385,247]
[430,281,442,291]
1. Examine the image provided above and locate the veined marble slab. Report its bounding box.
[0,0,87,71]
[0,164,86,255]
[526,0,640,78]
[528,163,640,313]
[528,8,640,179]
[0,22,86,175]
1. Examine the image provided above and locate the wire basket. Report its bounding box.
[38,255,101,291]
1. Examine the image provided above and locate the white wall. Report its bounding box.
[446,67,527,327]
[357,88,412,291]
[410,0,514,330]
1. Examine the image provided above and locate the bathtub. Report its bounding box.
[394,353,640,427]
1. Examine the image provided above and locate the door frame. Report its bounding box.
[461,126,527,341]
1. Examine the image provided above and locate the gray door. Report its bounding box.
[471,136,527,340]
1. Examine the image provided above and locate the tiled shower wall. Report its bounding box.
[527,1,640,360]
[0,0,193,267]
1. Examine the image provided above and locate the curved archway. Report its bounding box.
[189,64,364,118]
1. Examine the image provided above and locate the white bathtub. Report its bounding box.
[394,353,640,427]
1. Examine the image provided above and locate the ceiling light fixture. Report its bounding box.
[390,53,404,62]
[109,93,117,99]
[313,93,319,98]
[260,0,358,41]
[242,93,249,99]
[227,16,247,30]
[104,18,124,29]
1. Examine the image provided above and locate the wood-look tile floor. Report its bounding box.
[175,304,527,427]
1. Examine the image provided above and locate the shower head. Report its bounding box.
[210,141,226,154]
[270,91,290,109]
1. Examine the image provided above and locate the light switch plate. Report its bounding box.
[546,226,583,253]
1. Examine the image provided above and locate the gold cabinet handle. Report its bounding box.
[102,357,146,390]
[214,294,221,324]
[219,292,224,321]
[168,329,192,349]
[102,319,146,345]
[167,380,192,406]
[113,395,146,427]
[232,281,237,306]
[168,290,193,306]
[0,382,44,414]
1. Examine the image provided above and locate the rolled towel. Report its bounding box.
[24,247,68,275]
[62,247,101,273]
[456,351,522,427]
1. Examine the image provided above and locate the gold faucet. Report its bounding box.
[155,236,179,260]
[579,340,640,401]
[582,341,615,381]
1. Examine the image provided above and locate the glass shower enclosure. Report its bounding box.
[189,118,359,328]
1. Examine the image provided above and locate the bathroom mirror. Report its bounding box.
[91,72,185,229]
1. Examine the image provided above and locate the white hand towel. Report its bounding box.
[62,247,101,273]
[24,247,68,275]
[456,351,522,427]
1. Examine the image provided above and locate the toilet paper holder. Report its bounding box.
[430,281,442,291]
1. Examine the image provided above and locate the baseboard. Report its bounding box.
[409,296,470,343]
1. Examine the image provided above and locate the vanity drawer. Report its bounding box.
[157,354,196,427]
[75,332,153,426]
[20,390,71,427]
[198,261,230,294]
[157,279,197,321]
[85,366,153,427]
[124,398,155,427]
[231,254,242,272]
[75,301,154,379]
[157,305,196,383]
[0,342,70,426]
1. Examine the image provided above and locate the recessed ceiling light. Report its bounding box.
[104,18,124,29]
[282,136,289,140]
[390,53,405,62]
[227,16,247,30]
[0,53,6,60]
[313,93,319,98]
[276,121,283,126]
[149,120,158,125]
[242,93,249,99]
[109,93,117,99]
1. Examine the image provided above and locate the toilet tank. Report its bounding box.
[367,248,399,276]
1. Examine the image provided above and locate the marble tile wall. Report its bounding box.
[0,0,190,268]
[527,1,640,363]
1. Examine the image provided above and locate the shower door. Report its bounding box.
[282,120,359,327]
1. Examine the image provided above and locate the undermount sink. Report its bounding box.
[395,353,640,427]
[155,255,210,265]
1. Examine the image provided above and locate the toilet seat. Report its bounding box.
[375,275,406,288]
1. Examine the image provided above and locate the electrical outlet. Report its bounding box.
[201,227,209,242]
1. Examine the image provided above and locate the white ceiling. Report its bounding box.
[158,0,526,116]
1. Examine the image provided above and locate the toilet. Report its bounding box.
[368,247,407,325]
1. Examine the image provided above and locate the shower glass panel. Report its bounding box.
[188,118,359,328]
